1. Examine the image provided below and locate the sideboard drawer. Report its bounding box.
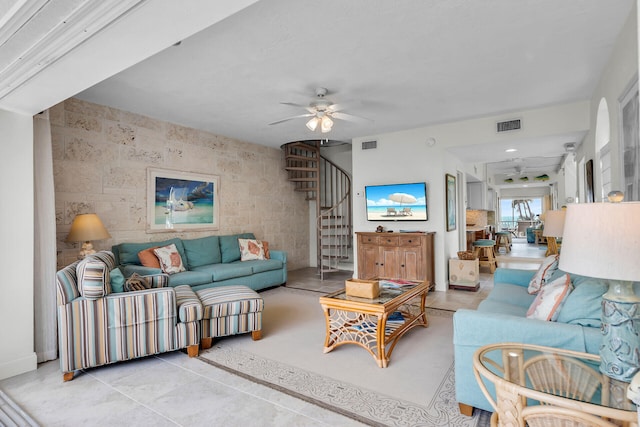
[378,236,400,246]
[399,236,422,247]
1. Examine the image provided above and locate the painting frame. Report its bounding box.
[445,173,457,231]
[146,167,220,232]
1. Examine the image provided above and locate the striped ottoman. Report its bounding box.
[196,285,264,349]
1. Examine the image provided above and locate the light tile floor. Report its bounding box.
[0,238,545,426]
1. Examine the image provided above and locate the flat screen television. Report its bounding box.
[365,182,428,221]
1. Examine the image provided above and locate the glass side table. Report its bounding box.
[473,342,637,426]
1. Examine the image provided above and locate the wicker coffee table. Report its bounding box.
[319,279,429,368]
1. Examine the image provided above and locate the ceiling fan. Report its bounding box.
[269,87,370,133]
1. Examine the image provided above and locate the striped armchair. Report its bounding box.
[56,251,202,381]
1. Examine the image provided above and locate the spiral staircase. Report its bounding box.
[282,141,352,279]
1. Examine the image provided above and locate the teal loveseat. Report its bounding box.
[453,267,616,414]
[112,233,287,292]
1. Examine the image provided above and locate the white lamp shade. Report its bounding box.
[558,202,640,282]
[542,210,565,237]
[66,213,111,242]
[306,117,319,131]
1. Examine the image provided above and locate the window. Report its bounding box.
[620,79,639,201]
[595,98,610,202]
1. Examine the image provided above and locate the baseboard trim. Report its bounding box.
[0,352,37,380]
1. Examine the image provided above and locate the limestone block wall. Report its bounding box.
[51,98,309,270]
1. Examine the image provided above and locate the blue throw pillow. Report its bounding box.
[110,267,125,293]
[556,276,607,327]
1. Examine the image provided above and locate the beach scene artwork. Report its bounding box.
[147,168,219,231]
[365,182,428,221]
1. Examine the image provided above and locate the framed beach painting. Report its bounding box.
[147,168,219,232]
[445,174,456,231]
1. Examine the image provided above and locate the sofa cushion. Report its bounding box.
[528,254,559,294]
[182,236,222,268]
[76,258,111,299]
[556,277,607,327]
[220,233,255,263]
[116,238,185,265]
[477,299,529,317]
[241,259,284,274]
[154,244,186,275]
[526,273,573,321]
[486,282,536,308]
[193,262,254,281]
[167,270,213,287]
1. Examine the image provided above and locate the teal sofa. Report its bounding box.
[112,233,287,292]
[453,267,613,414]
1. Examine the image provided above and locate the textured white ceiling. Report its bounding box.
[75,0,633,154]
[1,0,634,185]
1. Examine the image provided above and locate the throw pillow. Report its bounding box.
[528,254,560,294]
[239,238,266,261]
[526,273,573,321]
[153,243,186,274]
[124,272,151,292]
[138,247,161,268]
[110,267,126,293]
[76,258,111,299]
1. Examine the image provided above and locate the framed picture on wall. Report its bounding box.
[147,168,220,232]
[585,159,594,203]
[446,173,457,231]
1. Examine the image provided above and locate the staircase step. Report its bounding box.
[321,244,352,249]
[289,177,317,182]
[285,167,318,172]
[288,142,319,151]
[286,154,318,162]
[320,224,347,229]
[295,187,317,192]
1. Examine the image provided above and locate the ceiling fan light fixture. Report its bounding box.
[320,116,333,133]
[306,117,320,131]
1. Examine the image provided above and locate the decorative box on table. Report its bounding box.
[345,279,380,299]
[449,258,479,291]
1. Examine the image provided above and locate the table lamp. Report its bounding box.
[542,209,565,256]
[66,213,111,259]
[559,196,640,382]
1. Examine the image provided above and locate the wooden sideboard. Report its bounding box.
[356,232,435,288]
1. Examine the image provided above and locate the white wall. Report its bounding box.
[0,109,37,380]
[352,101,590,291]
[581,2,638,200]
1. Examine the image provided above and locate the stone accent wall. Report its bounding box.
[51,98,309,270]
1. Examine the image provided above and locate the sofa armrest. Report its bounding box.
[269,250,287,263]
[493,268,536,288]
[174,285,203,322]
[122,264,163,277]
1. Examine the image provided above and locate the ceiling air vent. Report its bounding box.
[496,119,521,133]
[362,140,377,150]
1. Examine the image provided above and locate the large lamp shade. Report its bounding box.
[559,201,640,382]
[66,214,111,258]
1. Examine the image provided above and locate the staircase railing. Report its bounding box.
[282,141,352,279]
[317,156,352,279]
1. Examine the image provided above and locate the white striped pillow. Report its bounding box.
[76,258,111,299]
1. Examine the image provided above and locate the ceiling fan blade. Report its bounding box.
[331,111,372,123]
[280,102,315,113]
[268,113,314,125]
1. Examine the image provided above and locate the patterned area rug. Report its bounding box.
[0,389,39,427]
[198,306,491,426]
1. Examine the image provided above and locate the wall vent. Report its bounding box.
[496,119,521,133]
[362,140,377,150]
